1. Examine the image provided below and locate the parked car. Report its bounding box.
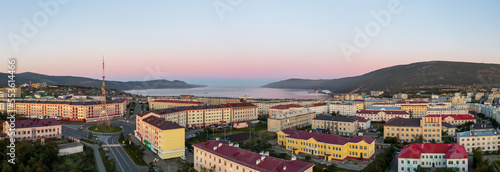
[180,156,186,161]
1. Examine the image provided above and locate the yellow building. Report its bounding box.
[384,116,456,143]
[149,100,204,110]
[396,101,429,118]
[278,128,375,162]
[267,109,316,132]
[135,113,185,159]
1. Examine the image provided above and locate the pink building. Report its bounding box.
[2,118,62,141]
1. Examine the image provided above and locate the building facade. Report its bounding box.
[355,109,410,122]
[2,118,61,141]
[13,99,126,122]
[227,103,258,123]
[329,103,357,116]
[384,117,456,143]
[267,109,316,132]
[350,116,371,129]
[306,103,328,114]
[277,128,375,162]
[396,101,429,118]
[311,116,358,136]
[134,113,185,159]
[457,123,500,153]
[193,140,315,172]
[426,108,469,115]
[149,100,204,110]
[397,144,468,172]
[268,104,304,117]
[426,115,476,126]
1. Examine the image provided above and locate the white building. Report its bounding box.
[305,103,328,114]
[457,123,500,153]
[426,108,469,115]
[397,143,468,172]
[329,103,357,116]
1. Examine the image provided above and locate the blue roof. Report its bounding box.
[366,107,402,110]
[457,130,498,137]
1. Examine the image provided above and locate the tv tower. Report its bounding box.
[97,56,111,128]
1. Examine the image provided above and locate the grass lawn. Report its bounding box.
[56,145,97,172]
[122,145,148,166]
[88,125,122,133]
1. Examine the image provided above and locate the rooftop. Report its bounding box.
[193,141,315,172]
[472,123,493,130]
[143,116,184,130]
[396,101,428,104]
[313,115,356,122]
[15,99,125,105]
[426,115,475,120]
[58,142,83,149]
[427,108,467,111]
[398,144,468,159]
[269,104,303,110]
[357,110,409,115]
[11,118,61,128]
[457,130,499,137]
[350,116,370,122]
[366,107,402,110]
[270,109,315,120]
[281,128,375,145]
[385,118,421,127]
[227,103,258,108]
[152,100,204,104]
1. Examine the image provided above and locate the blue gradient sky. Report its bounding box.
[1,0,499,86]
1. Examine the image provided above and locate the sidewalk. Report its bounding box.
[130,136,179,172]
[81,141,106,172]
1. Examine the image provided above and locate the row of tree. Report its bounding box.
[0,139,59,172]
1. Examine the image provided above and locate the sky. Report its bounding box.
[1,0,499,86]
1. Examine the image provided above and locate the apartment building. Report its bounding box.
[227,103,258,122]
[311,116,358,136]
[457,123,500,153]
[426,108,469,115]
[329,103,357,116]
[426,115,476,126]
[384,117,456,143]
[397,144,468,172]
[2,118,61,141]
[428,103,449,109]
[267,109,316,132]
[148,100,204,110]
[134,113,185,159]
[252,101,298,114]
[138,105,231,128]
[355,109,410,122]
[350,116,371,129]
[396,101,429,118]
[13,99,126,122]
[193,140,315,172]
[371,103,397,107]
[305,103,328,114]
[364,99,387,108]
[138,103,258,128]
[268,104,304,117]
[278,128,375,162]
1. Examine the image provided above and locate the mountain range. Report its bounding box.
[262,61,500,93]
[0,72,204,90]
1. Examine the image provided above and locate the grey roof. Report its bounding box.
[472,123,493,130]
[313,115,356,122]
[457,130,499,137]
[385,118,421,127]
[442,122,455,128]
[58,142,83,149]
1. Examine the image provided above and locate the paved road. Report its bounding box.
[81,141,107,172]
[104,135,148,172]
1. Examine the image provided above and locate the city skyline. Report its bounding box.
[1,1,499,86]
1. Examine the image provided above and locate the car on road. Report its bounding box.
[180,156,186,161]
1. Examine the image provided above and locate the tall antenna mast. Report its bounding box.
[97,56,111,128]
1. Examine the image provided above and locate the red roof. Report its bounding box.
[353,99,365,102]
[313,103,326,106]
[396,101,428,104]
[270,104,303,110]
[426,115,476,120]
[350,116,370,122]
[372,103,395,105]
[193,141,314,172]
[398,144,468,159]
[281,129,375,145]
[357,110,409,115]
[13,118,61,128]
[152,100,203,104]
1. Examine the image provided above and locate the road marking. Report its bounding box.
[111,137,134,171]
[103,144,121,147]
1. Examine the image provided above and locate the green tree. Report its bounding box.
[1,161,12,172]
[415,165,426,172]
[430,139,437,143]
